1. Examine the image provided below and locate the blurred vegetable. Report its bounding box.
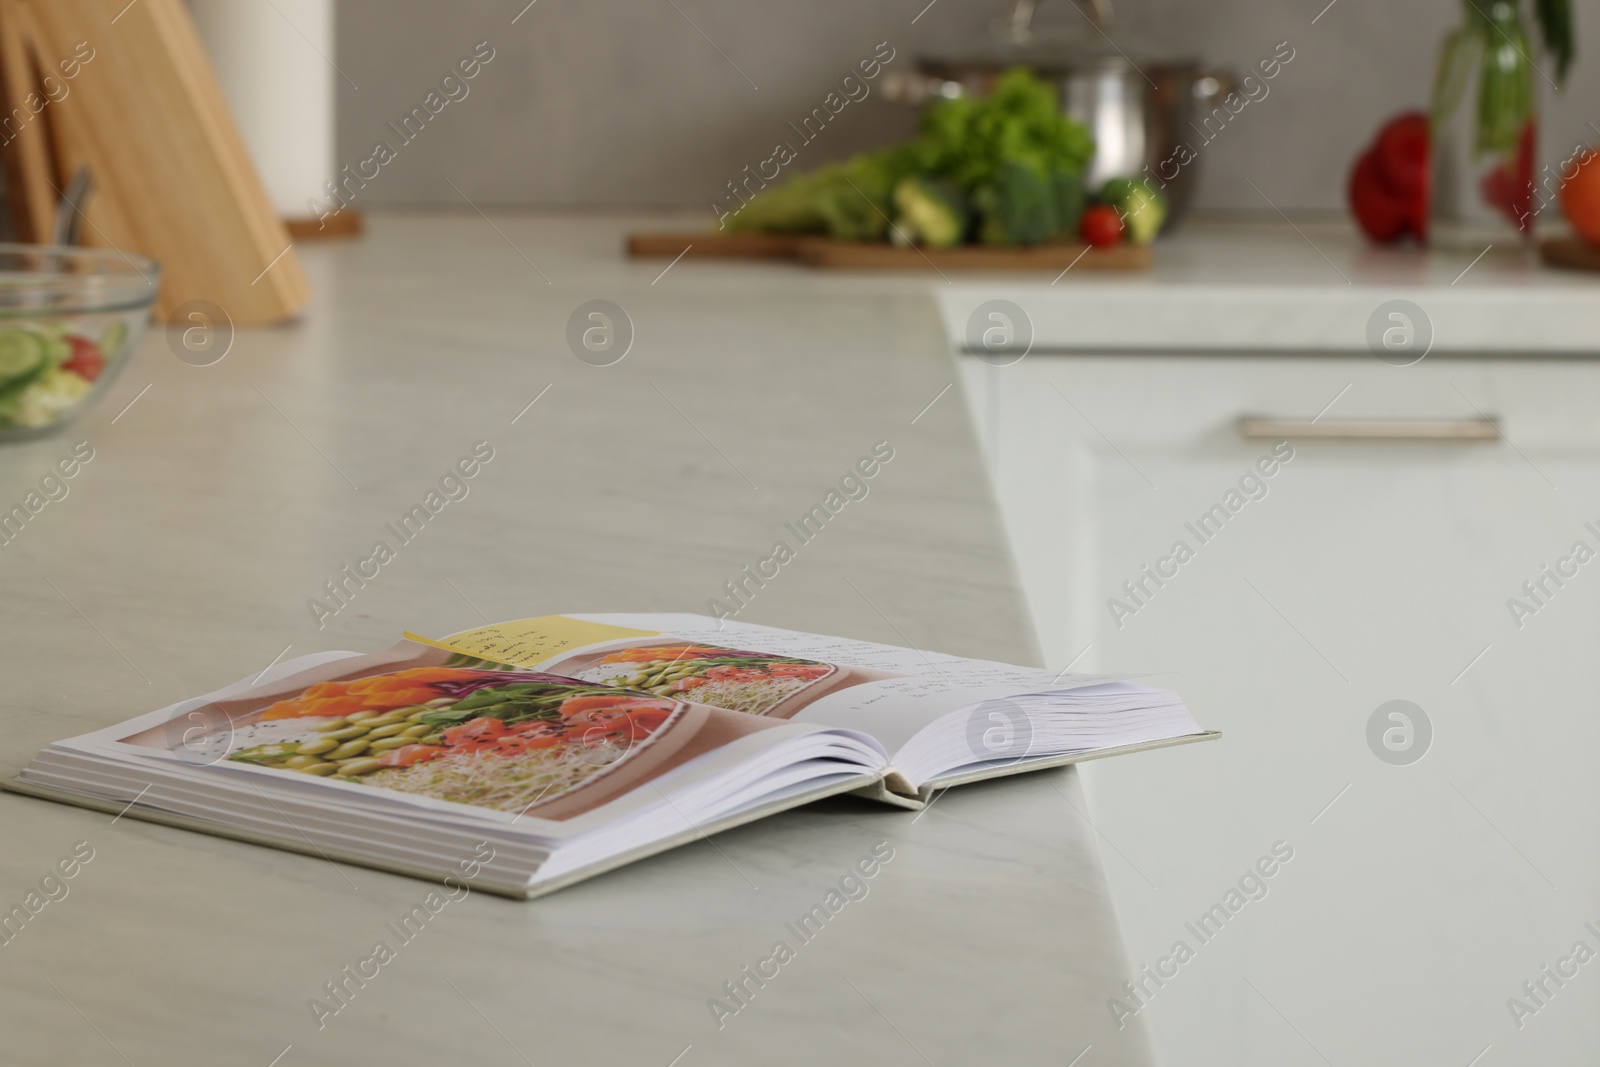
[725,68,1093,247]
[0,366,91,428]
[101,321,128,361]
[1480,120,1536,227]
[1374,113,1431,197]
[1079,205,1124,249]
[0,324,112,430]
[1350,150,1413,242]
[1350,112,1431,244]
[910,69,1094,194]
[721,147,914,242]
[814,147,918,242]
[1475,2,1535,158]
[891,175,969,247]
[1535,0,1575,82]
[0,330,46,392]
[1052,171,1087,238]
[1559,145,1600,244]
[1099,177,1167,245]
[61,336,105,383]
[1344,113,1433,246]
[974,160,1059,246]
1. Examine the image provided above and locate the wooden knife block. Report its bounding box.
[0,0,309,325]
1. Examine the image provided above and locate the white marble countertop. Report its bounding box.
[936,218,1600,354]
[570,211,1600,354]
[0,213,1158,1066]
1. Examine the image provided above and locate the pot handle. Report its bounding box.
[880,69,966,106]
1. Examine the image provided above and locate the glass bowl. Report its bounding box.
[0,245,162,441]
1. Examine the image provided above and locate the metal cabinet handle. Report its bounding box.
[1237,417,1500,441]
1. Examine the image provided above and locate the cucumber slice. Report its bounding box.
[100,321,128,359]
[43,334,70,365]
[0,329,47,390]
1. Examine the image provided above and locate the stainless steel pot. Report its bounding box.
[883,0,1232,229]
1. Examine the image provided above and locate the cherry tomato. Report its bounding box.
[1080,205,1125,249]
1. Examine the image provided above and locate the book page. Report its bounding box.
[437,614,1104,759]
[96,638,875,829]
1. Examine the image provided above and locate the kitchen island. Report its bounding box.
[0,214,1157,1067]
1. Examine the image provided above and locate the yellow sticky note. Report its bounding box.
[414,616,659,670]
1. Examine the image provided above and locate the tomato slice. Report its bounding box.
[62,336,105,382]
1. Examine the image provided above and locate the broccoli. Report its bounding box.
[1052,170,1086,239]
[891,176,969,247]
[974,160,1059,246]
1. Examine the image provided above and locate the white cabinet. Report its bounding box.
[958,352,1600,1067]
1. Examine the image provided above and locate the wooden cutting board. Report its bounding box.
[11,0,309,325]
[625,231,1152,271]
[1540,236,1600,272]
[797,238,1150,271]
[0,0,54,243]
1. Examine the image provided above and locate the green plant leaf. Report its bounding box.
[1535,0,1574,83]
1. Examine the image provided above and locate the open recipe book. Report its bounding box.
[9,614,1217,899]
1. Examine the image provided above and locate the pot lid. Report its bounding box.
[919,0,1198,74]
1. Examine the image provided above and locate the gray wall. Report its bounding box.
[334,0,1600,216]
